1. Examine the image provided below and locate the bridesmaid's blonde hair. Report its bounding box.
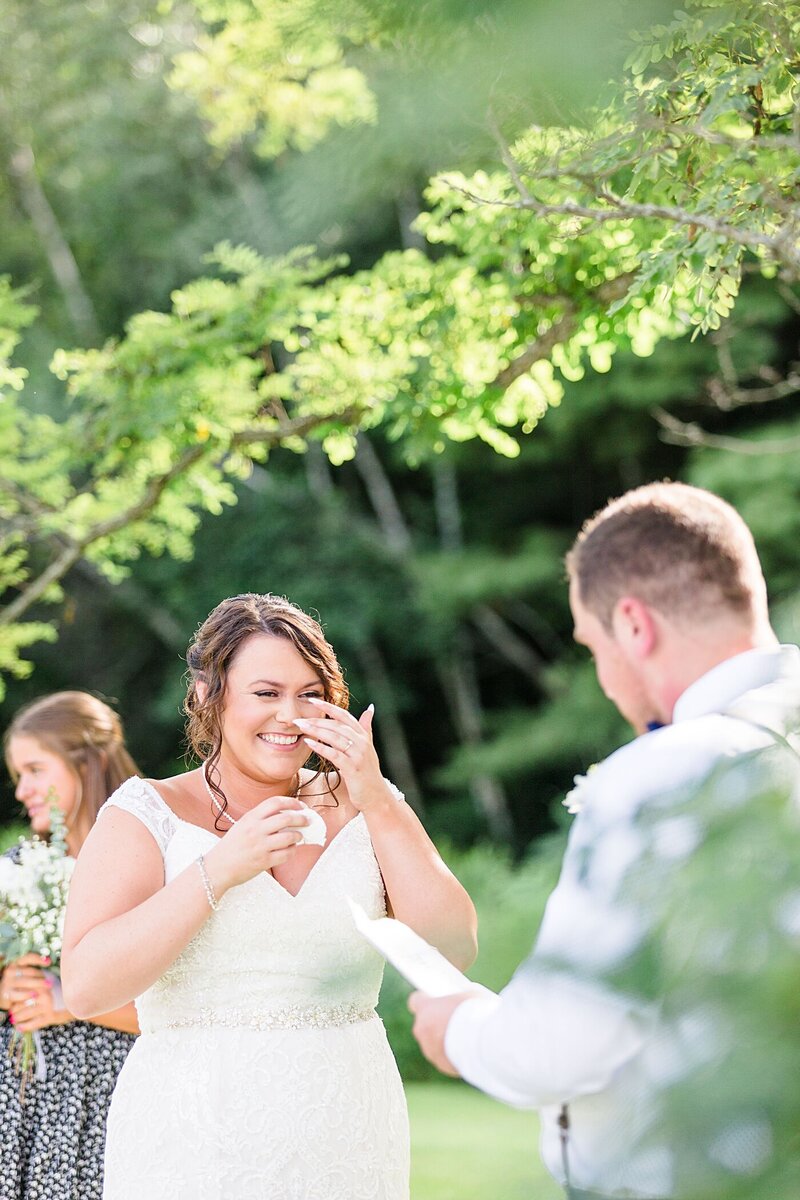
[5,691,140,827]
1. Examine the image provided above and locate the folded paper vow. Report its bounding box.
[348,899,494,999]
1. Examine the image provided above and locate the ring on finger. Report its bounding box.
[25,998,35,1009]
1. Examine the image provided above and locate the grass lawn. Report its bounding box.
[407,1081,562,1200]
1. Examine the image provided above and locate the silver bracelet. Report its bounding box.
[196,854,220,912]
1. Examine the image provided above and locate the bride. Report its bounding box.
[61,593,477,1199]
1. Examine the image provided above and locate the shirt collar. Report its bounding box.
[672,645,800,723]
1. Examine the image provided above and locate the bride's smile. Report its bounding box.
[216,634,326,791]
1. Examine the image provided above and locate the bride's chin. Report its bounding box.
[244,757,305,786]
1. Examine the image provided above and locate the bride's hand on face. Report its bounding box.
[204,795,310,893]
[294,700,386,812]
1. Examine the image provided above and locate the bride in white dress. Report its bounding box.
[61,594,477,1199]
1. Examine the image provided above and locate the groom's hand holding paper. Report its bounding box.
[348,899,491,1076]
[407,991,477,1076]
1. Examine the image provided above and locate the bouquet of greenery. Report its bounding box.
[0,792,74,1095]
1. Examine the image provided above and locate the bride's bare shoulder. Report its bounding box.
[145,769,203,816]
[147,767,197,789]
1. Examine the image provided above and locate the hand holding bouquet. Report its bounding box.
[0,793,75,1096]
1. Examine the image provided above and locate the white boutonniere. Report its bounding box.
[562,763,598,815]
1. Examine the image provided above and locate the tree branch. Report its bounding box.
[653,407,800,454]
[71,558,186,650]
[706,370,800,411]
[491,311,576,390]
[777,281,800,317]
[353,434,413,556]
[7,144,101,345]
[0,408,361,627]
[354,640,425,815]
[445,178,800,272]
[471,604,546,686]
[490,273,634,391]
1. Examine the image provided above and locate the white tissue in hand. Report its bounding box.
[298,804,327,846]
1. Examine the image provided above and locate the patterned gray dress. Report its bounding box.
[0,1019,135,1199]
[0,846,135,1199]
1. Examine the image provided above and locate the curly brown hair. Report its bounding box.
[184,593,349,825]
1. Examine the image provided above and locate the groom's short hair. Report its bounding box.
[566,481,768,630]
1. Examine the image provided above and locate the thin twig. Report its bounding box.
[487,111,535,204]
[445,179,799,270]
[777,280,800,317]
[706,372,800,411]
[654,407,800,454]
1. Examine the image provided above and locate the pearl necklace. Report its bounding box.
[202,764,236,825]
[201,764,301,826]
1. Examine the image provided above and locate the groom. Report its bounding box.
[410,481,800,1200]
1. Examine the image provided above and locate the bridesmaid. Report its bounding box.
[0,692,140,1200]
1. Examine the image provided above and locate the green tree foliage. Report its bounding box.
[169,0,378,157]
[487,0,800,330]
[2,0,800,850]
[0,244,375,691]
[173,0,800,320]
[169,0,675,164]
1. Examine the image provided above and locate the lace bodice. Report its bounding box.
[99,777,389,1035]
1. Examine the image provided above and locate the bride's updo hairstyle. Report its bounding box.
[4,691,140,827]
[184,593,349,823]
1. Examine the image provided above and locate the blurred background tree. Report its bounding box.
[1,0,799,860]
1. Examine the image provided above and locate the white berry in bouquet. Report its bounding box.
[0,789,75,1092]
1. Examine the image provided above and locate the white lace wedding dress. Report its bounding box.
[100,777,410,1199]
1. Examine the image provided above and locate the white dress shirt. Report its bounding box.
[445,645,800,1198]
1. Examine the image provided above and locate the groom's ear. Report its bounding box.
[612,596,657,660]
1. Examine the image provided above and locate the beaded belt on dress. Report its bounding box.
[162,1002,376,1032]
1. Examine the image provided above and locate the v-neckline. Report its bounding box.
[141,779,365,901]
[262,813,364,900]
